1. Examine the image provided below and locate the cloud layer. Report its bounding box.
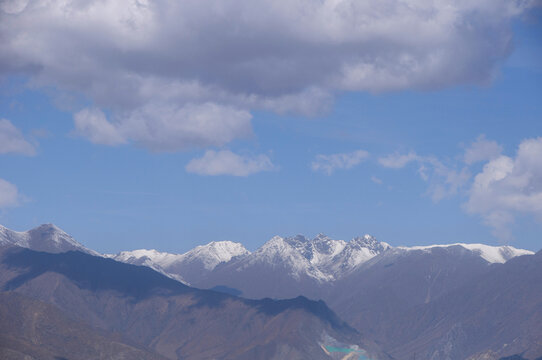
[185,150,275,176]
[0,0,536,151]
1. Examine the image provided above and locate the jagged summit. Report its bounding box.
[229,233,391,282]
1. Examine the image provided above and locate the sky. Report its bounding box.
[0,0,541,253]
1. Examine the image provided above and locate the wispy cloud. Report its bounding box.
[378,150,470,202]
[311,150,369,175]
[186,150,275,176]
[0,119,36,156]
[0,178,21,208]
[463,134,503,165]
[378,152,418,169]
[379,135,542,240]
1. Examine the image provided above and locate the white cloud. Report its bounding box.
[465,137,542,240]
[0,178,20,208]
[378,151,470,202]
[73,108,126,146]
[311,150,369,175]
[0,119,35,155]
[428,164,471,202]
[464,134,503,165]
[0,0,536,151]
[74,103,253,151]
[186,150,275,176]
[378,136,542,240]
[371,176,383,185]
[378,152,419,169]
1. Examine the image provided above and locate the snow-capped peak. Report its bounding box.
[180,241,250,270]
[350,235,391,251]
[398,243,534,264]
[108,240,250,285]
[243,233,391,281]
[0,223,97,255]
[250,235,332,281]
[110,248,181,266]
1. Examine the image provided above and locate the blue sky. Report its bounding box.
[0,1,541,253]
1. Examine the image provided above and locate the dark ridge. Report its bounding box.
[209,285,243,297]
[2,247,190,299]
[246,295,356,333]
[1,246,356,335]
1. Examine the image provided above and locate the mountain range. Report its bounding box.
[1,223,541,360]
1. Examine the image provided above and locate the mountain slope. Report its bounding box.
[191,241,537,359]
[0,245,386,360]
[0,291,167,360]
[380,250,542,360]
[327,245,506,341]
[191,236,531,300]
[190,234,393,299]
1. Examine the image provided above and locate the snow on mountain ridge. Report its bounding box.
[3,223,535,288]
[398,243,534,264]
[323,235,392,276]
[245,235,332,281]
[109,249,182,267]
[0,223,98,255]
[238,233,392,282]
[108,240,250,285]
[181,241,250,270]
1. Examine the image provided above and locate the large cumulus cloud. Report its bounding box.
[465,137,542,240]
[0,0,536,150]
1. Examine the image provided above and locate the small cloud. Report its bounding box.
[73,108,126,146]
[378,152,418,168]
[371,176,383,185]
[464,135,503,165]
[0,119,36,156]
[311,150,369,175]
[186,150,275,176]
[428,166,471,202]
[379,151,470,202]
[0,178,21,208]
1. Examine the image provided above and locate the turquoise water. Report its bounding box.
[325,346,357,353]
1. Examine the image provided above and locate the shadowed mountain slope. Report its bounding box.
[0,245,386,360]
[0,292,167,360]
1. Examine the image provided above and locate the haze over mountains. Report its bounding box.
[1,223,541,360]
